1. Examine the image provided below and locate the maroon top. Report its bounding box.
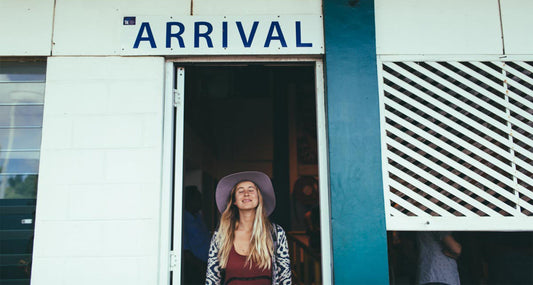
[224,246,272,285]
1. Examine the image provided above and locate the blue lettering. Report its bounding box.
[133,22,157,48]
[222,22,228,48]
[166,22,185,48]
[236,21,259,48]
[264,22,287,48]
[194,22,213,48]
[295,21,312,47]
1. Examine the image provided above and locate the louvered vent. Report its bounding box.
[379,60,533,230]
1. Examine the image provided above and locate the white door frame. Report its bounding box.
[159,56,332,285]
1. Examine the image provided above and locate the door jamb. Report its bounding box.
[160,56,333,285]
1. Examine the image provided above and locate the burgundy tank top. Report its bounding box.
[224,246,272,285]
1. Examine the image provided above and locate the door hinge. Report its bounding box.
[169,251,179,272]
[173,89,181,107]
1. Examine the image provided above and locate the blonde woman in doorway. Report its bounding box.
[205,171,292,285]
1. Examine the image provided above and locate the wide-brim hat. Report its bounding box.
[215,171,276,216]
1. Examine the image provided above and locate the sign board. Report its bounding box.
[120,15,324,55]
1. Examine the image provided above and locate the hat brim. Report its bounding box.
[215,171,276,216]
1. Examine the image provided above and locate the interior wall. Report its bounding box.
[183,124,216,175]
[211,97,274,178]
[184,67,276,180]
[31,57,165,285]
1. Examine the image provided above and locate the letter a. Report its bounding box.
[264,22,287,48]
[133,22,157,48]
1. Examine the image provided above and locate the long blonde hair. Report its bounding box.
[216,181,274,270]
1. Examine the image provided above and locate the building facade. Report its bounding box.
[0,0,531,284]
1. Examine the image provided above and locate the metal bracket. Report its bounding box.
[173,89,181,107]
[169,251,178,272]
[174,67,185,107]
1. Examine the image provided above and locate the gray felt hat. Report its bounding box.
[215,171,276,216]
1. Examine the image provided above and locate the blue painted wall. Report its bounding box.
[323,0,390,284]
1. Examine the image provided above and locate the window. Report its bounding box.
[0,61,46,284]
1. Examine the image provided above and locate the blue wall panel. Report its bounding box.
[323,0,390,283]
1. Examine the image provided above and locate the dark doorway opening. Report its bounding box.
[179,64,322,284]
[387,231,533,285]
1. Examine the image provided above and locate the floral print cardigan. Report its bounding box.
[205,223,292,285]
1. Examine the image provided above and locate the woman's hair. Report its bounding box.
[216,181,274,270]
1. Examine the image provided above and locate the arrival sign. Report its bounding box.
[120,15,324,55]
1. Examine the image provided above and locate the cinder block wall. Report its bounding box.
[32,56,165,284]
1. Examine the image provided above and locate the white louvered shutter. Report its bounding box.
[378,58,533,231]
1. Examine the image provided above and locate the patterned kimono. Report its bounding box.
[205,223,292,285]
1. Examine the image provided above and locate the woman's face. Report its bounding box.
[233,181,260,211]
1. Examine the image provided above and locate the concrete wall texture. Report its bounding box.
[32,56,165,284]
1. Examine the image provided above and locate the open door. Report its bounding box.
[168,61,332,285]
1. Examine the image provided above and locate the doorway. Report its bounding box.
[171,62,331,284]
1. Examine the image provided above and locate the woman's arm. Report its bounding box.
[274,224,292,285]
[442,234,462,259]
[205,232,222,285]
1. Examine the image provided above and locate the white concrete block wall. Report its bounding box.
[375,0,503,55]
[193,0,321,15]
[31,56,165,285]
[0,0,54,55]
[500,0,533,54]
[52,0,190,56]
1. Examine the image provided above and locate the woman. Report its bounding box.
[205,171,292,285]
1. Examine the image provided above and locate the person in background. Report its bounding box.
[291,176,318,231]
[205,171,292,285]
[182,185,211,285]
[304,205,320,252]
[417,231,462,285]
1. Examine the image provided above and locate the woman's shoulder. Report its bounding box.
[209,230,221,247]
[271,223,287,238]
[272,223,285,232]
